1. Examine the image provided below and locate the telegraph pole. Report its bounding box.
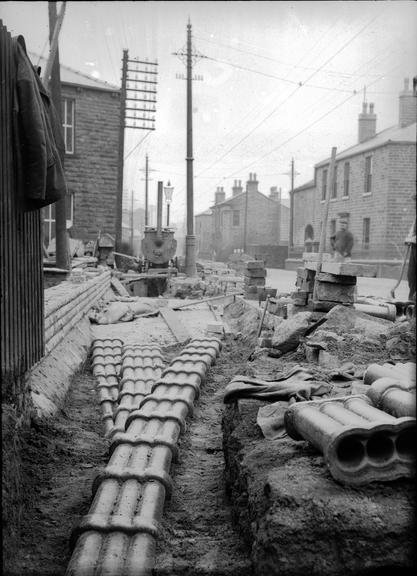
[282,158,300,250]
[173,20,205,277]
[47,1,70,270]
[116,51,158,250]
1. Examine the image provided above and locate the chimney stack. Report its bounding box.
[358,101,377,143]
[214,186,226,205]
[246,172,258,194]
[232,179,243,197]
[399,77,417,128]
[269,186,279,201]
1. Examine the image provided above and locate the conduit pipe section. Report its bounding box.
[66,337,222,576]
[364,362,416,418]
[284,394,415,485]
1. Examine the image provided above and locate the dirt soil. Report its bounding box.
[3,334,256,576]
[3,297,416,576]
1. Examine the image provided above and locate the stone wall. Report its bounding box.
[62,84,120,241]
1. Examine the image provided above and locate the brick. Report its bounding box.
[244,268,267,278]
[244,277,266,287]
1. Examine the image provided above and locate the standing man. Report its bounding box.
[330,217,354,262]
[405,197,416,301]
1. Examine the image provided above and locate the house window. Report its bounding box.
[232,210,240,227]
[343,162,350,197]
[42,193,74,247]
[321,169,328,201]
[331,165,338,199]
[362,218,370,249]
[62,98,75,154]
[364,155,372,194]
[330,219,336,237]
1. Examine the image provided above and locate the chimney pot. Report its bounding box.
[254,173,257,181]
[369,103,374,114]
[362,102,367,114]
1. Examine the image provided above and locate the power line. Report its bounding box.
[194,10,387,181]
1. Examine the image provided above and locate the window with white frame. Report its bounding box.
[42,193,74,248]
[364,155,373,194]
[62,98,75,154]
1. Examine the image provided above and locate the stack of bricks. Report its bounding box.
[291,253,377,311]
[244,260,266,300]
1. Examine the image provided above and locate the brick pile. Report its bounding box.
[244,260,266,300]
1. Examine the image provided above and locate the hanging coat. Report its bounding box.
[12,34,67,211]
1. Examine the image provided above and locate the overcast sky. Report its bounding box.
[1,1,416,224]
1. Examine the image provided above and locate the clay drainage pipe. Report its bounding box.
[284,394,415,485]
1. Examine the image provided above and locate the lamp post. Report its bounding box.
[164,180,174,227]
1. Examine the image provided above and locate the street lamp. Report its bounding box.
[164,180,174,227]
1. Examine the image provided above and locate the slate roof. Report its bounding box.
[316,122,416,167]
[28,51,120,92]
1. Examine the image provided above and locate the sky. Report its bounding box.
[1,0,416,226]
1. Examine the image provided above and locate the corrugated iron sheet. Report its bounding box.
[1,21,44,388]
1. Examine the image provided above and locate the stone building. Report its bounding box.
[290,78,416,263]
[196,174,290,266]
[36,54,121,246]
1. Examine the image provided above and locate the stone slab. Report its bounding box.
[244,277,266,287]
[246,260,265,270]
[322,262,378,277]
[315,280,356,303]
[244,268,267,278]
[316,272,357,285]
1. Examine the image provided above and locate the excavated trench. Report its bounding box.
[6,334,255,576]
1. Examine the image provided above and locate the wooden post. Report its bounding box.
[47,1,70,270]
[312,146,337,302]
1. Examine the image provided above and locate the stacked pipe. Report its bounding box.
[44,271,111,355]
[364,361,416,418]
[66,337,222,576]
[284,394,415,485]
[91,338,124,436]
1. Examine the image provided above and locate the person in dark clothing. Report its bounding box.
[405,199,416,301]
[330,218,354,262]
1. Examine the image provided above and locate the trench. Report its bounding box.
[6,336,254,576]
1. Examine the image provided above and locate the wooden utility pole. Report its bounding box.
[145,154,149,226]
[312,146,337,302]
[130,189,134,251]
[289,158,295,249]
[173,20,205,277]
[243,183,249,253]
[185,20,196,276]
[47,1,69,270]
[116,49,128,251]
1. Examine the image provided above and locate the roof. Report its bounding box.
[28,51,120,92]
[195,209,213,217]
[210,189,283,209]
[293,180,315,194]
[316,122,416,167]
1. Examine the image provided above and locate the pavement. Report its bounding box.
[265,268,410,301]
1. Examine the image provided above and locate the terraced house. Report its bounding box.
[33,54,121,247]
[196,174,290,267]
[290,78,416,264]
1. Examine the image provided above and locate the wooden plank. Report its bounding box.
[321,262,378,278]
[159,307,191,343]
[111,276,130,297]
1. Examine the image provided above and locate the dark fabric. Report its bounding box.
[223,366,332,404]
[407,243,416,301]
[12,35,67,211]
[330,229,354,258]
